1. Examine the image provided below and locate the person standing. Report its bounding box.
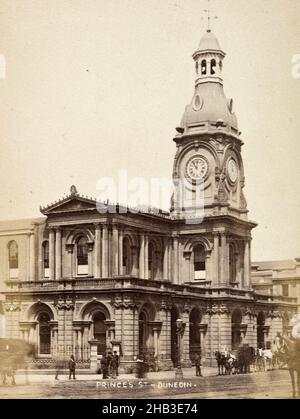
[101,354,108,379]
[111,351,119,379]
[68,355,76,380]
[195,353,202,377]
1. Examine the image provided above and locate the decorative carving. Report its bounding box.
[183,302,191,314]
[4,301,21,312]
[206,304,229,316]
[70,185,78,196]
[55,296,74,310]
[240,189,247,210]
[112,294,138,310]
[159,299,172,311]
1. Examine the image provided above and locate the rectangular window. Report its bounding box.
[282,284,289,297]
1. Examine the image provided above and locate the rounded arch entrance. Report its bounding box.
[231,308,242,350]
[138,303,156,357]
[27,302,55,355]
[81,302,111,356]
[189,307,202,361]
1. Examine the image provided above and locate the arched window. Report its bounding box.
[148,243,154,280]
[93,312,107,355]
[195,61,199,75]
[201,59,207,76]
[194,245,206,280]
[42,241,49,278]
[122,237,131,275]
[210,59,216,75]
[8,241,18,278]
[38,312,51,354]
[77,236,88,275]
[229,244,236,283]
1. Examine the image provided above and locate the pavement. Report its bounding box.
[11,366,218,384]
[0,367,295,399]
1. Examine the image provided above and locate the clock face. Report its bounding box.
[186,156,209,181]
[227,158,238,183]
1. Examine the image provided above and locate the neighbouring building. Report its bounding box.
[0,30,297,371]
[252,259,300,312]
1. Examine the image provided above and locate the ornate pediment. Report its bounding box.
[40,186,100,215]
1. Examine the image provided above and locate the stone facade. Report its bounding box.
[0,30,298,371]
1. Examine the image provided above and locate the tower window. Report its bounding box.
[8,241,18,279]
[194,244,206,280]
[201,60,207,76]
[211,59,216,75]
[42,241,49,278]
[77,236,88,275]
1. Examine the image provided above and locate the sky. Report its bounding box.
[0,0,299,261]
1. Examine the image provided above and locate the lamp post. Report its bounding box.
[175,318,184,379]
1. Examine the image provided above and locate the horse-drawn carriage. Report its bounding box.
[0,338,36,385]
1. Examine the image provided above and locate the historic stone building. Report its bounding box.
[252,259,300,309]
[0,30,297,371]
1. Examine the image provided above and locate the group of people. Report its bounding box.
[99,351,120,379]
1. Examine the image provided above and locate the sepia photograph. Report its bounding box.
[0,0,300,402]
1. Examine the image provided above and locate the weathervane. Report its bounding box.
[203,0,218,31]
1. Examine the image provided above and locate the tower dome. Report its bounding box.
[197,29,222,52]
[176,30,239,139]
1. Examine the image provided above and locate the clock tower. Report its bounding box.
[172,30,248,220]
[171,29,256,291]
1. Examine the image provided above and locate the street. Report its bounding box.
[0,368,296,399]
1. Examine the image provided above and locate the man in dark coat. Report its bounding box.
[195,352,203,377]
[101,354,109,379]
[68,355,76,380]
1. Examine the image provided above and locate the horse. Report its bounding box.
[215,351,229,375]
[0,338,36,385]
[281,335,300,398]
[214,351,236,375]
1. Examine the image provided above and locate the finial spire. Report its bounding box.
[203,0,218,32]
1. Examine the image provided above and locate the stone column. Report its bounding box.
[118,229,123,275]
[163,238,169,281]
[244,239,250,288]
[153,327,159,358]
[55,228,62,280]
[112,223,119,276]
[101,224,109,277]
[144,235,149,280]
[131,246,138,277]
[181,310,191,366]
[220,234,229,285]
[173,236,179,285]
[88,243,93,276]
[205,251,212,283]
[66,244,74,278]
[94,224,101,278]
[49,229,55,280]
[213,233,219,286]
[29,233,35,281]
[139,234,145,279]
